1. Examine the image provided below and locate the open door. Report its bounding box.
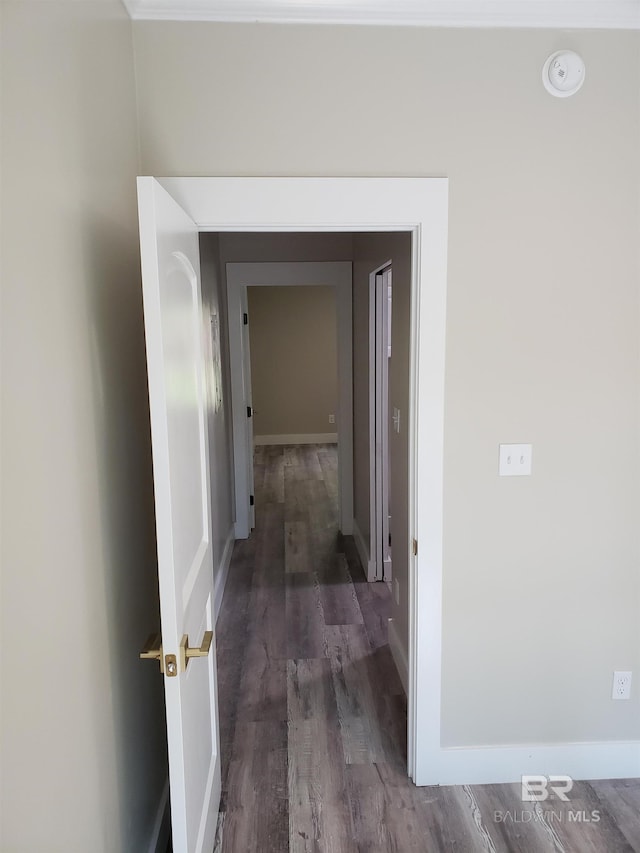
[228,277,259,539]
[137,178,221,853]
[240,288,255,530]
[369,265,393,582]
[378,266,393,582]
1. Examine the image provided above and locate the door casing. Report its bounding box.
[153,176,448,786]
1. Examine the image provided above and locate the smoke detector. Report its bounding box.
[542,50,585,98]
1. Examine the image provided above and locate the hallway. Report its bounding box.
[214,443,407,851]
[213,445,639,853]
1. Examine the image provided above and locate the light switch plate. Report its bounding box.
[499,443,532,476]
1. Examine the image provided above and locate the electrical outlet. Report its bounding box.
[328,414,335,424]
[393,578,400,605]
[612,671,632,700]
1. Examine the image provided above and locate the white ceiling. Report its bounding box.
[123,0,640,29]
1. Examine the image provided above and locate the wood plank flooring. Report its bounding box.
[214,444,640,853]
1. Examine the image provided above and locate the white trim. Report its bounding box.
[432,741,640,787]
[226,261,353,538]
[124,0,640,29]
[388,618,408,695]
[151,176,447,789]
[148,778,170,853]
[407,185,448,784]
[352,516,375,581]
[213,527,235,621]
[368,270,377,583]
[254,433,338,446]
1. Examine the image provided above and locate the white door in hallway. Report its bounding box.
[370,264,393,582]
[240,289,255,530]
[137,177,221,853]
[377,266,393,582]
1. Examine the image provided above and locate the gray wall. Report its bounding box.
[248,285,338,438]
[133,22,640,748]
[1,2,167,850]
[219,232,354,264]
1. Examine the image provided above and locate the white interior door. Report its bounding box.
[381,267,393,581]
[372,266,393,582]
[240,288,255,529]
[227,277,255,538]
[137,177,221,853]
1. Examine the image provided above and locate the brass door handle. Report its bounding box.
[139,633,178,677]
[180,631,213,671]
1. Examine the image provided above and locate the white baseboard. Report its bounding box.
[254,432,338,446]
[214,527,235,622]
[419,740,640,788]
[352,517,375,579]
[387,617,408,695]
[148,778,170,853]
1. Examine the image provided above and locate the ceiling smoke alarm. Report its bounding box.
[542,50,585,98]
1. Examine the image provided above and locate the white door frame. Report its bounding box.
[153,176,448,786]
[226,262,353,539]
[368,262,393,583]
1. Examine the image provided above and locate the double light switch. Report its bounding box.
[499,444,532,476]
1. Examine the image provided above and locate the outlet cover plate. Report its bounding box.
[612,671,632,700]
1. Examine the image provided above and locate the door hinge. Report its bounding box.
[243,312,248,325]
[247,406,252,418]
[412,538,418,556]
[250,495,254,506]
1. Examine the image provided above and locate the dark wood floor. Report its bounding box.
[214,444,640,853]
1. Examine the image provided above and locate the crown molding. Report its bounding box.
[123,0,640,29]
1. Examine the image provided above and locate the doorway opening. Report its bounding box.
[212,233,414,846]
[226,260,353,542]
[245,282,340,576]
